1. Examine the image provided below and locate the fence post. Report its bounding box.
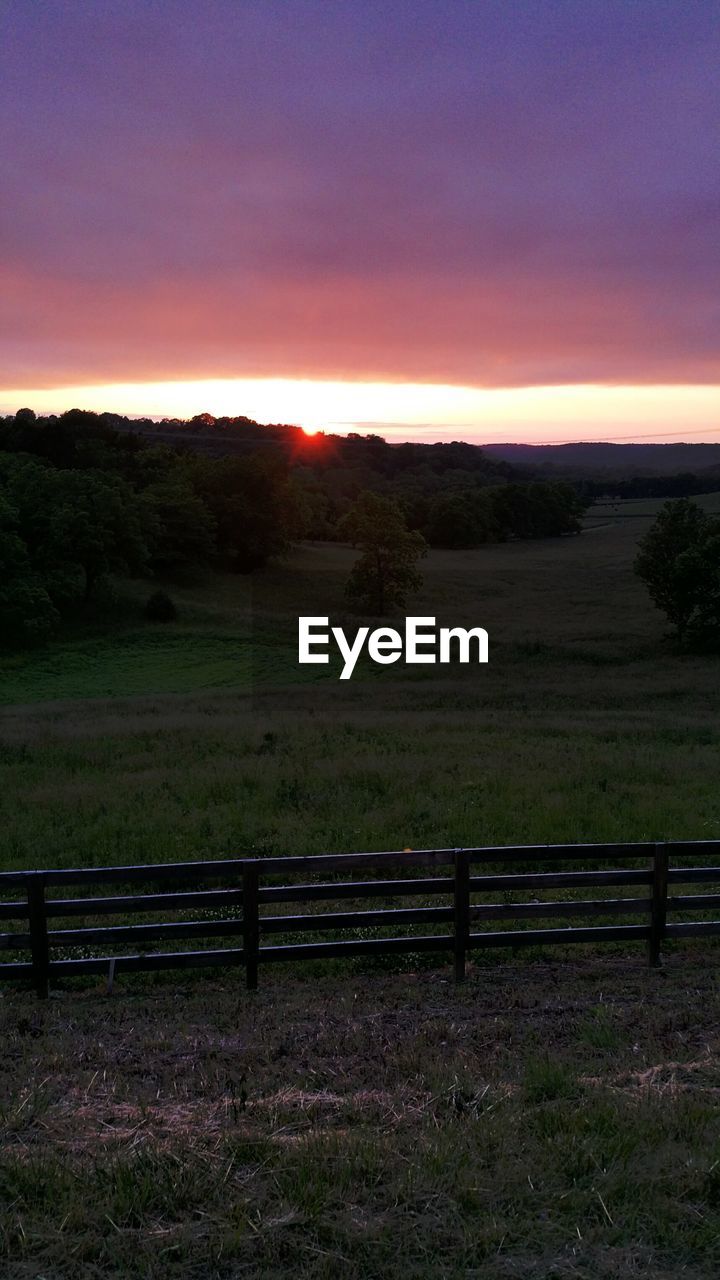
[27,873,49,999]
[454,848,470,982]
[242,862,259,991]
[648,842,669,968]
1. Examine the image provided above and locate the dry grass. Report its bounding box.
[2,952,720,1277]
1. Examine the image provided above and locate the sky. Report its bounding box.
[1,0,719,442]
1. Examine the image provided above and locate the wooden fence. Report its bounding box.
[1,840,720,998]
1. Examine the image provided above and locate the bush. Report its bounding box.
[144,590,177,622]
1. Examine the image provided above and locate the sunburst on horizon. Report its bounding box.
[1,378,720,446]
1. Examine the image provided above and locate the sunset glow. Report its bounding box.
[2,379,719,445]
[2,2,719,442]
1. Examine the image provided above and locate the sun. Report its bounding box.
[301,424,320,436]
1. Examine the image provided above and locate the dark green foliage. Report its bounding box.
[188,453,303,572]
[144,590,177,622]
[288,470,338,540]
[0,454,148,602]
[0,410,312,646]
[0,407,587,647]
[0,575,59,647]
[635,498,720,645]
[491,480,585,541]
[341,491,426,614]
[0,407,144,474]
[0,493,58,644]
[426,490,498,548]
[582,470,720,502]
[401,480,584,550]
[0,457,149,646]
[139,478,216,573]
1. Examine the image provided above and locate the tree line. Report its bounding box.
[0,411,303,645]
[579,473,720,503]
[1,408,585,646]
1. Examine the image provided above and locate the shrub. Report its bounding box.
[144,590,177,622]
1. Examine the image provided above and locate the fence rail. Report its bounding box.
[1,840,720,997]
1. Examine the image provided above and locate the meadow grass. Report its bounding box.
[1,515,719,870]
[1,505,720,1276]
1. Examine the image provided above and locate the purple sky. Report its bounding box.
[1,0,719,400]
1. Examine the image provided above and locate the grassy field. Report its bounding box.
[1,499,720,1276]
[4,487,720,708]
[2,505,720,868]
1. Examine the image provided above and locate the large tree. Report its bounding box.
[341,491,426,615]
[634,498,720,645]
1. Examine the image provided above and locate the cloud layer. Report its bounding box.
[1,0,719,390]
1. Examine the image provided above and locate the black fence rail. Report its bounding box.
[1,841,720,998]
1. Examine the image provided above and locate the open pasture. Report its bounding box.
[1,508,719,872]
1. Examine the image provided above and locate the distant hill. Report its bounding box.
[483,442,720,477]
